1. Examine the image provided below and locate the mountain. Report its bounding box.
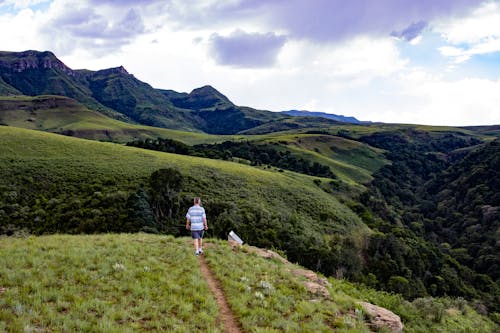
[282,109,362,124]
[0,50,290,134]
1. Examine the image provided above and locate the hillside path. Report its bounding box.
[198,254,242,333]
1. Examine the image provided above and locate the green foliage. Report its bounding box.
[128,138,336,178]
[330,279,498,332]
[358,130,499,312]
[148,168,185,234]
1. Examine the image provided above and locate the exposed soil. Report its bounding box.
[198,255,242,333]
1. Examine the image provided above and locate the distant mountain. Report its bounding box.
[282,110,361,124]
[0,50,289,134]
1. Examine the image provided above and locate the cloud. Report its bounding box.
[39,2,146,55]
[0,0,50,11]
[162,0,482,42]
[393,75,500,126]
[436,1,500,63]
[208,29,287,68]
[391,21,428,42]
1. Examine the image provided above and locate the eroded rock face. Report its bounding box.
[358,301,404,333]
[0,50,74,75]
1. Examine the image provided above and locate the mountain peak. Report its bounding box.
[94,66,129,76]
[189,85,231,103]
[177,85,234,110]
[0,50,73,75]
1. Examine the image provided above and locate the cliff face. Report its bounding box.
[0,50,74,75]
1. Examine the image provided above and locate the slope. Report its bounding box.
[0,234,496,332]
[0,95,216,143]
[0,126,369,274]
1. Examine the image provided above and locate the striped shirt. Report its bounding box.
[186,205,206,231]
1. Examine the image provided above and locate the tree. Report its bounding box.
[148,168,184,234]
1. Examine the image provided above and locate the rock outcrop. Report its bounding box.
[358,301,404,333]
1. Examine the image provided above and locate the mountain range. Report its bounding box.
[0,50,359,135]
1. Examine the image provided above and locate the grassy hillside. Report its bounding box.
[0,126,368,274]
[0,234,496,332]
[0,95,228,144]
[260,132,388,186]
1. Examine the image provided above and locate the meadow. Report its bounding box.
[0,234,496,332]
[0,234,220,332]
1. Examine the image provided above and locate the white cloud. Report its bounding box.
[436,1,500,63]
[437,1,500,44]
[364,71,500,126]
[0,0,499,126]
[0,8,45,51]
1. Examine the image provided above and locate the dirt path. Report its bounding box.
[198,255,242,333]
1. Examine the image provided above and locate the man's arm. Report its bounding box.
[203,217,208,230]
[186,218,190,230]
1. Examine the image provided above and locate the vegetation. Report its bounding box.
[1,234,496,332]
[356,129,499,313]
[0,95,228,143]
[0,126,368,283]
[127,137,336,178]
[0,234,220,332]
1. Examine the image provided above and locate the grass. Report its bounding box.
[1,234,495,332]
[0,126,368,237]
[204,240,369,332]
[0,234,220,332]
[261,133,387,185]
[0,95,229,144]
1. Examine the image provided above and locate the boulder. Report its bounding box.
[358,301,404,333]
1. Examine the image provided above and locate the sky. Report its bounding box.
[1,0,500,126]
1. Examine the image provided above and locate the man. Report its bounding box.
[185,197,208,256]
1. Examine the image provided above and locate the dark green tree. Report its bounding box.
[148,168,184,234]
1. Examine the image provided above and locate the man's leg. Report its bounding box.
[193,238,199,254]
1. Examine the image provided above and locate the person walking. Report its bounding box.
[186,197,208,256]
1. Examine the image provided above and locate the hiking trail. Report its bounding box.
[198,254,242,333]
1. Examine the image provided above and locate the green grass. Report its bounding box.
[0,234,220,332]
[204,240,369,332]
[258,133,388,185]
[1,234,495,332]
[0,95,230,144]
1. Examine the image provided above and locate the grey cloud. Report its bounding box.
[43,6,145,54]
[209,30,287,68]
[391,21,428,41]
[165,0,483,42]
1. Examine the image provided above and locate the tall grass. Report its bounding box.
[1,234,496,332]
[204,240,370,332]
[0,234,220,332]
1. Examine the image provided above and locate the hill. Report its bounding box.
[0,95,223,143]
[0,126,369,274]
[0,234,496,332]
